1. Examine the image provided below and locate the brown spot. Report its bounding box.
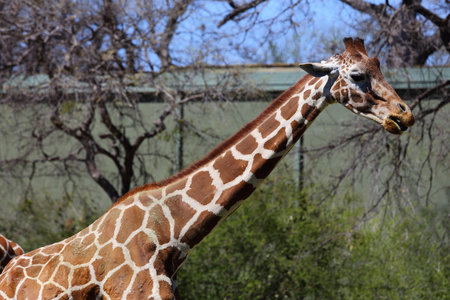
[332,79,342,91]
[116,206,146,244]
[186,171,216,205]
[14,255,31,269]
[297,85,305,94]
[159,279,175,300]
[71,266,91,287]
[165,178,188,195]
[312,91,322,100]
[18,278,41,299]
[301,103,321,121]
[103,264,133,299]
[126,231,157,268]
[62,238,97,266]
[303,89,311,99]
[146,204,171,244]
[1,265,25,297]
[0,238,6,249]
[164,195,196,239]
[127,270,153,298]
[251,154,282,179]
[258,114,280,139]
[180,211,222,247]
[217,181,256,210]
[315,79,323,89]
[41,283,64,299]
[280,96,299,120]
[291,120,307,141]
[41,243,64,255]
[138,194,153,207]
[82,233,96,247]
[92,243,125,282]
[213,151,248,184]
[31,253,51,265]
[263,128,287,153]
[235,134,258,155]
[146,188,162,200]
[154,247,182,275]
[309,77,319,86]
[70,283,100,299]
[97,208,121,245]
[38,255,60,282]
[291,120,299,131]
[25,265,42,278]
[54,264,71,289]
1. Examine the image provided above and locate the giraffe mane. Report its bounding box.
[116,75,313,204]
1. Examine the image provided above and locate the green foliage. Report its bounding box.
[178,177,449,299]
[1,194,99,252]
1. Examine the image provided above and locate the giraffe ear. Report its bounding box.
[299,63,339,78]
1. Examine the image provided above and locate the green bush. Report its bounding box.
[1,194,99,251]
[178,177,449,299]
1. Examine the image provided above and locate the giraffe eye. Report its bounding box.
[350,73,365,82]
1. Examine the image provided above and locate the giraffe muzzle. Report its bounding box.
[383,113,415,135]
[382,100,415,135]
[391,116,408,131]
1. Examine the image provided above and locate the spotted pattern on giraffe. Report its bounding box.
[0,235,23,274]
[0,38,415,299]
[235,134,259,155]
[312,91,322,100]
[314,79,323,90]
[303,89,311,99]
[280,96,299,121]
[213,151,248,184]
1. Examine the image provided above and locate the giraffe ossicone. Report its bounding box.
[0,37,414,299]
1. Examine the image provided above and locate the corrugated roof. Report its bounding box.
[2,65,449,95]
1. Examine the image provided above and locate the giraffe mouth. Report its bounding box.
[391,117,408,131]
[383,115,409,135]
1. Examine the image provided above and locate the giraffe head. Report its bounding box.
[299,37,415,134]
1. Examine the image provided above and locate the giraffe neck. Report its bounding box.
[113,74,332,277]
[0,74,333,299]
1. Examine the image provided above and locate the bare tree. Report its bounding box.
[0,0,307,205]
[340,0,449,67]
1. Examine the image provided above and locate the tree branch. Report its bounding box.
[410,80,450,111]
[218,0,267,28]
[154,0,194,69]
[408,4,450,53]
[339,0,389,19]
[50,100,121,202]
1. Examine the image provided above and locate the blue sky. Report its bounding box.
[155,1,449,68]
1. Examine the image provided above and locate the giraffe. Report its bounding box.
[0,235,23,274]
[0,38,414,299]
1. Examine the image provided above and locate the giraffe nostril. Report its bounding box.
[397,103,407,112]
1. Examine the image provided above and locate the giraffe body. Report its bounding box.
[0,38,414,299]
[0,235,23,274]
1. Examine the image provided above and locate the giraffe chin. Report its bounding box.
[383,115,409,135]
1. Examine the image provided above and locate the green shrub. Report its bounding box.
[1,194,99,251]
[178,177,449,299]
